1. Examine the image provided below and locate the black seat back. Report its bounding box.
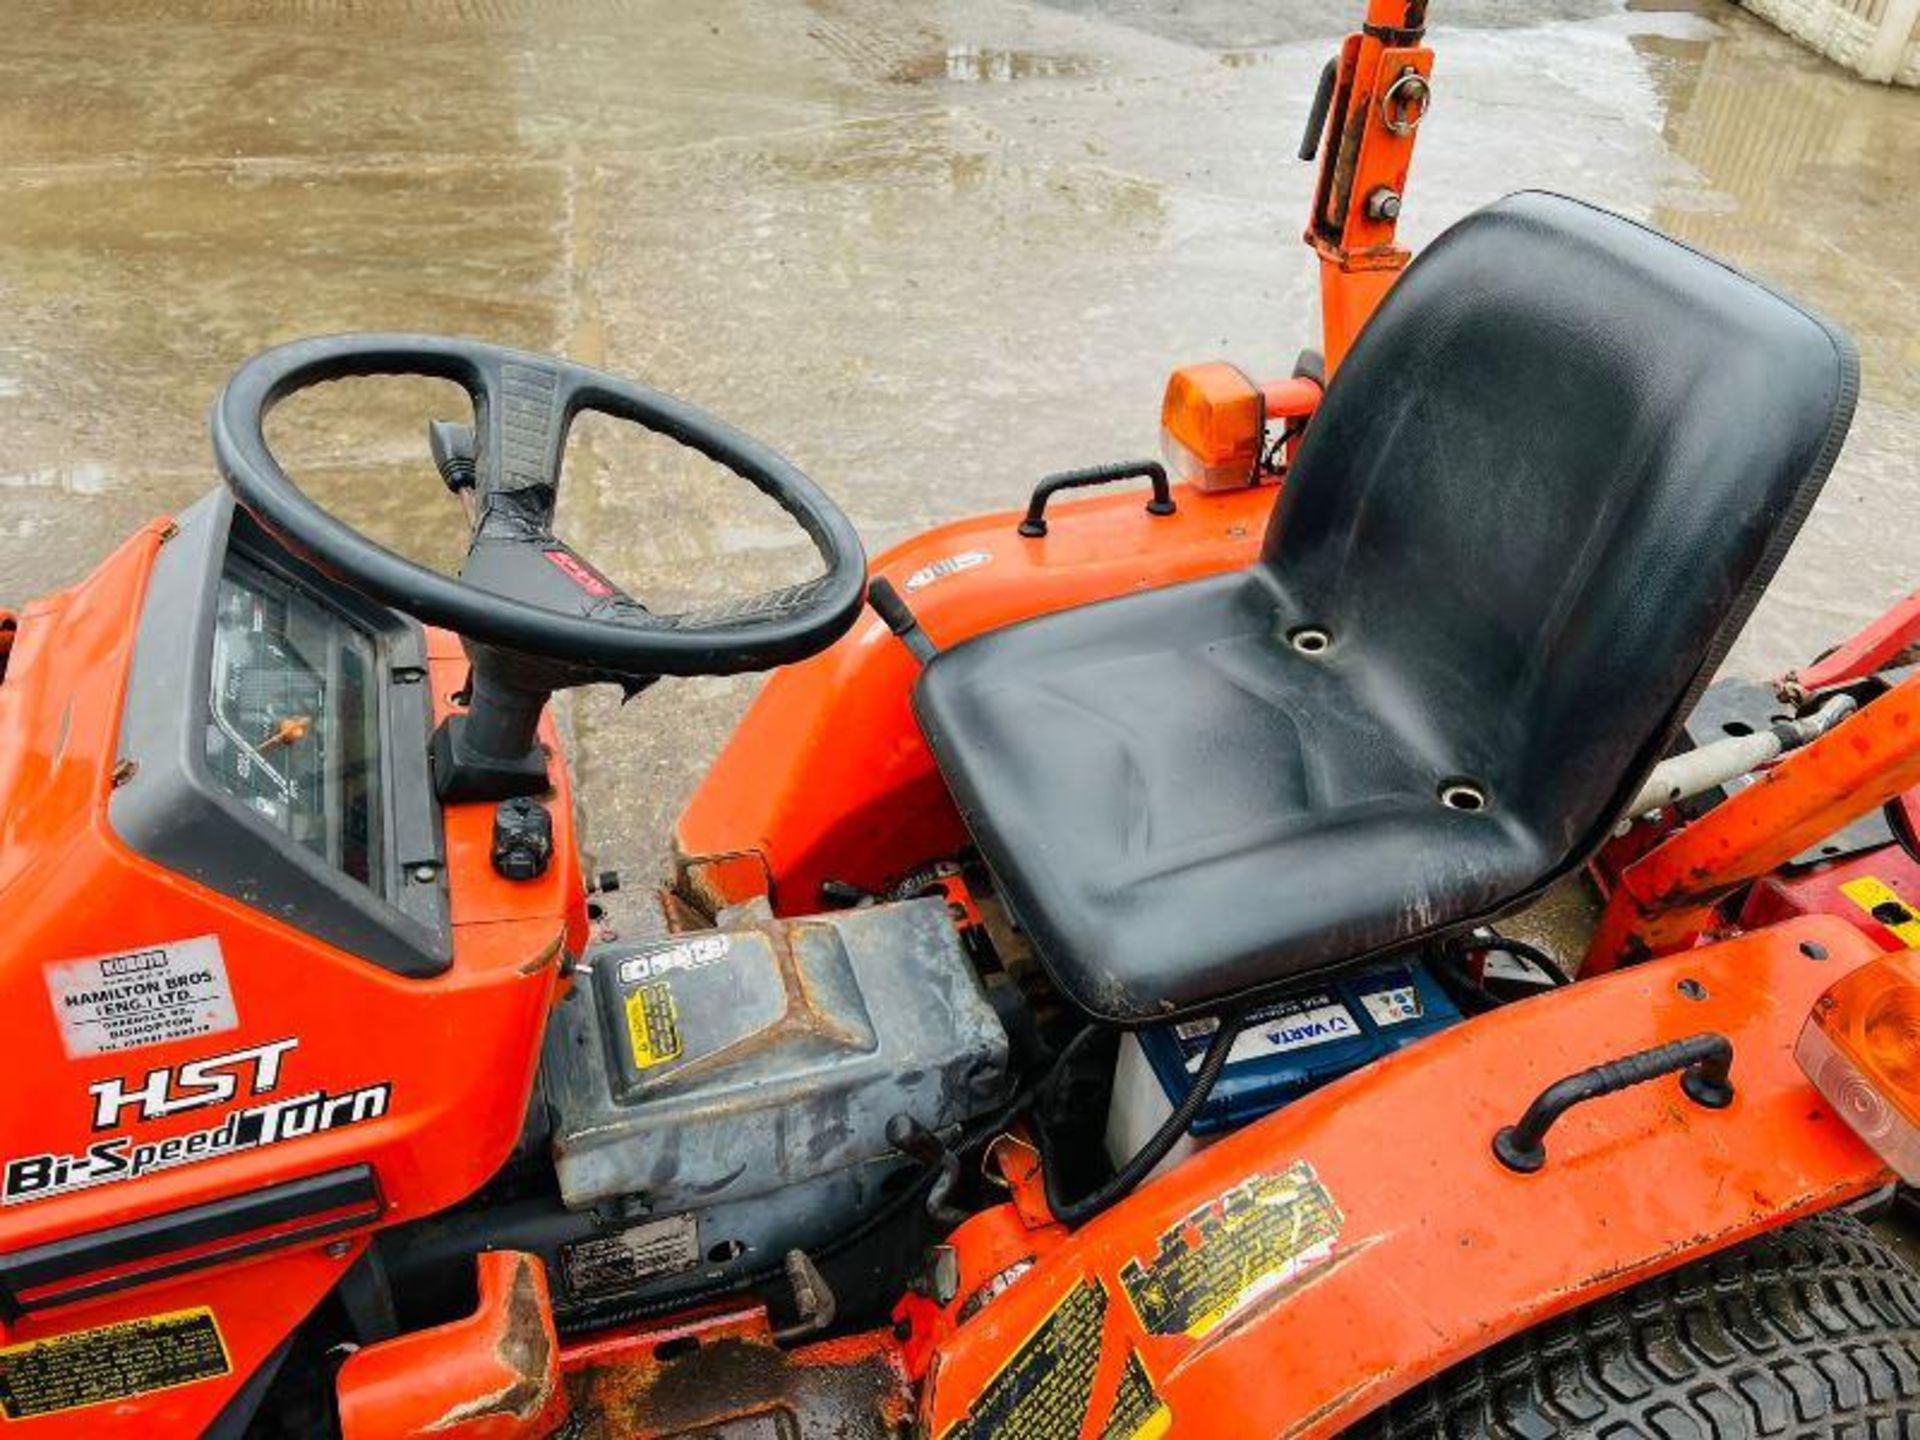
[1264,192,1857,857]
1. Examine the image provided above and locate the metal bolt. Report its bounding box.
[412,863,438,883]
[1676,977,1708,1001]
[1365,187,1402,221]
[324,1240,353,1259]
[110,759,138,788]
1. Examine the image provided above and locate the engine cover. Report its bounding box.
[540,899,1008,1304]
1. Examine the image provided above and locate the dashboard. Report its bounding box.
[111,491,451,977]
[206,555,383,894]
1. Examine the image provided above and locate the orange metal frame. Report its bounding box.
[1307,0,1434,371]
[1585,669,1920,971]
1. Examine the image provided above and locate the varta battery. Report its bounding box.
[1105,960,1463,1170]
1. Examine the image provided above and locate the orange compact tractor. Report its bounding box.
[5,3,1920,1435]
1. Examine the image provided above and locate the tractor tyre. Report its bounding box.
[1352,1209,1920,1438]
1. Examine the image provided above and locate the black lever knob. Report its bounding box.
[491,797,553,881]
[428,419,478,493]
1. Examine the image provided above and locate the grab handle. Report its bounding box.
[1493,1032,1734,1174]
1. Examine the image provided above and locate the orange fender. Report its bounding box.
[920,918,1890,1438]
[337,1251,566,1440]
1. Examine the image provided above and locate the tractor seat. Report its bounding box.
[913,193,1857,1024]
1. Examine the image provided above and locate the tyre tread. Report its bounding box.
[1351,1212,1920,1439]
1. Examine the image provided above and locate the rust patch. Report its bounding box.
[426,1258,556,1432]
[518,927,568,977]
[562,1317,909,1440]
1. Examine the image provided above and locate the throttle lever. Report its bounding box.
[887,1113,966,1226]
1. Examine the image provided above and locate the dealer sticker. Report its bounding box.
[45,937,238,1058]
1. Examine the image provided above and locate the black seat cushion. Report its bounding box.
[915,192,1857,1024]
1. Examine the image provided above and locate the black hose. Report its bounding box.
[1429,948,1500,1015]
[1450,929,1568,985]
[1043,1008,1246,1228]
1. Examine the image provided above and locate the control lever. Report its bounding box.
[427,420,477,494]
[886,1113,966,1226]
[772,1250,837,1343]
[1299,57,1339,161]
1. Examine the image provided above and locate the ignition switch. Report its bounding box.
[492,797,554,881]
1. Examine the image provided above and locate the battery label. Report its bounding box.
[1174,995,1359,1073]
[44,936,238,1058]
[0,1308,229,1419]
[1359,985,1424,1027]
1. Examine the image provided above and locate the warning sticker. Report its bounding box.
[943,1278,1108,1440]
[0,1308,230,1420]
[1119,1162,1344,1339]
[625,982,683,1070]
[1100,1350,1171,1440]
[1841,876,1920,946]
[45,936,238,1058]
[560,1214,701,1300]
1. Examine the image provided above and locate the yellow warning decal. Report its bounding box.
[942,1277,1108,1440]
[1119,1161,1344,1340]
[0,1307,230,1420]
[1841,876,1920,946]
[625,981,683,1069]
[1100,1349,1172,1440]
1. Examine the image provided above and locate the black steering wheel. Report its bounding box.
[211,334,867,679]
[211,334,868,800]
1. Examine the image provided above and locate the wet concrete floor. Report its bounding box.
[1,0,1914,892]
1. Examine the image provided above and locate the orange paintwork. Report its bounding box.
[337,1251,567,1440]
[921,918,1891,1438]
[1306,2,1433,370]
[0,520,587,1434]
[1787,585,1920,696]
[1586,669,1920,970]
[675,481,1282,912]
